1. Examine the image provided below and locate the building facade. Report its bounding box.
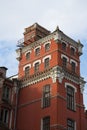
[15,23,87,130]
[0,23,87,130]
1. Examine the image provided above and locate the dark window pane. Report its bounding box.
[71,62,75,73]
[35,62,39,73]
[43,117,50,130]
[67,86,75,110]
[35,48,40,56]
[26,52,30,60]
[62,57,67,68]
[62,42,66,51]
[43,85,50,108]
[25,66,30,76]
[45,58,49,69]
[45,43,50,52]
[67,119,75,130]
[71,48,75,55]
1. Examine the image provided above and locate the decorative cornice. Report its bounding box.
[20,65,85,91]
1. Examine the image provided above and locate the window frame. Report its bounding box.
[2,86,10,102]
[35,47,40,56]
[25,66,30,77]
[62,42,67,51]
[26,52,30,60]
[67,85,75,111]
[62,57,67,68]
[42,85,50,108]
[45,43,50,52]
[0,108,9,125]
[44,58,50,69]
[42,116,50,130]
[67,119,75,130]
[34,62,39,73]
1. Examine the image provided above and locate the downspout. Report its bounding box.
[13,79,20,130]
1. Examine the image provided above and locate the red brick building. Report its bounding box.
[0,23,87,130]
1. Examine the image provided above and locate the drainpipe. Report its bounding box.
[13,79,20,130]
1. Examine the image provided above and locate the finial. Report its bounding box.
[55,26,59,31]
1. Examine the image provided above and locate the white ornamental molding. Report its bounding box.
[61,54,69,62]
[51,69,64,83]
[23,64,31,71]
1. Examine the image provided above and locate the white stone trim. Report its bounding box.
[34,46,41,52]
[70,59,78,66]
[70,45,76,52]
[61,54,69,62]
[33,60,41,67]
[25,50,31,56]
[23,64,31,71]
[43,41,51,47]
[65,82,77,92]
[42,55,51,63]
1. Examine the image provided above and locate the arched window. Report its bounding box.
[70,47,75,55]
[45,43,50,52]
[62,42,67,51]
[26,52,30,60]
[25,66,30,77]
[34,62,39,73]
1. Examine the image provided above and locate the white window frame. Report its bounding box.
[42,55,51,63]
[23,64,31,71]
[61,54,69,62]
[33,60,41,67]
[70,59,78,66]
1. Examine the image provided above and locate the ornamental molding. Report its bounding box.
[20,65,85,88]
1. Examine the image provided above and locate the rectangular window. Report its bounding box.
[42,85,50,108]
[0,109,9,124]
[67,86,75,110]
[67,119,75,130]
[71,62,76,73]
[62,42,66,51]
[34,62,39,73]
[45,43,50,52]
[25,66,30,77]
[62,57,67,68]
[44,58,49,69]
[43,116,50,130]
[2,86,10,102]
[26,52,30,60]
[71,47,75,55]
[35,48,40,56]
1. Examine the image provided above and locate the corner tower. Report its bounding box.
[16,23,86,130]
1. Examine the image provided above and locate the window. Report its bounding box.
[2,86,10,101]
[34,62,39,73]
[44,58,49,69]
[43,116,50,130]
[45,43,50,52]
[71,47,75,55]
[0,109,9,124]
[25,66,30,77]
[62,42,66,51]
[42,85,50,108]
[71,62,76,73]
[67,119,75,130]
[62,57,67,68]
[35,47,40,56]
[67,86,75,110]
[26,52,30,60]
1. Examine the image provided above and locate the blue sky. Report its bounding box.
[0,0,87,108]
